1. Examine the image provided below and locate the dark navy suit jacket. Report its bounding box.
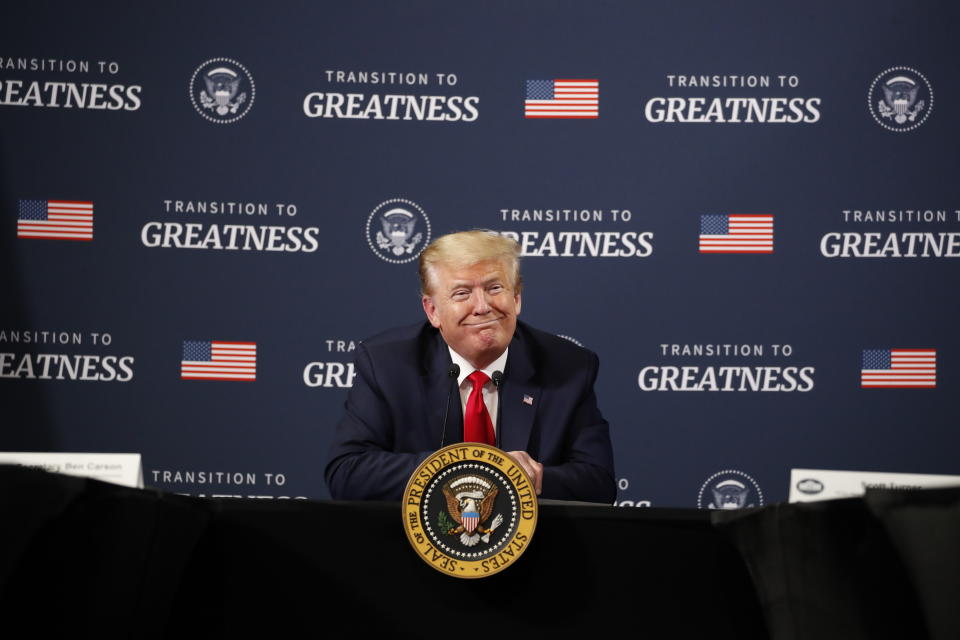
[324,320,615,503]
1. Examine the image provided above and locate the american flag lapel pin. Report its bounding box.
[522,394,534,406]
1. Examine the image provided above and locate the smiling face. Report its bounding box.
[421,259,521,370]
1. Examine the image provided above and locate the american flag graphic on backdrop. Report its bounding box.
[861,349,936,388]
[699,214,774,253]
[524,79,599,118]
[181,341,257,381]
[17,200,94,240]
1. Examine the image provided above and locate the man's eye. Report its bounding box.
[452,291,469,300]
[489,284,503,293]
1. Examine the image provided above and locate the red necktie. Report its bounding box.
[464,370,495,445]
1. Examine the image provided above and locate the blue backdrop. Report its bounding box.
[2,0,958,507]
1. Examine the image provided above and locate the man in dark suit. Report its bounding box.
[324,231,615,502]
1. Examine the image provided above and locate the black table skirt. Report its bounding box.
[3,465,956,639]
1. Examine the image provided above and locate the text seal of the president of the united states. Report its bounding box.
[402,443,538,578]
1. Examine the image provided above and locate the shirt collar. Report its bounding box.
[448,347,509,387]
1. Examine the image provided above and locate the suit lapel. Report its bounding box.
[421,327,463,448]
[499,326,539,452]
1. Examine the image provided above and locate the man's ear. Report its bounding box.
[515,292,522,316]
[422,295,441,328]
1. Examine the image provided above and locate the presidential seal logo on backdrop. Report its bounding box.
[868,67,932,132]
[189,58,255,123]
[403,443,537,578]
[697,469,764,510]
[365,198,431,264]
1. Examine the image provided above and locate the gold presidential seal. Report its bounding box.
[402,443,538,578]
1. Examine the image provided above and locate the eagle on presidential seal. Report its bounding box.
[442,475,504,547]
[376,208,422,256]
[708,479,753,510]
[877,75,924,125]
[199,66,247,116]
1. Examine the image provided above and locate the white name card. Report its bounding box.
[0,452,143,489]
[789,467,960,503]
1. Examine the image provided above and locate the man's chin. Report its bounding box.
[463,336,507,364]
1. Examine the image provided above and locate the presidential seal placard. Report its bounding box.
[402,443,538,578]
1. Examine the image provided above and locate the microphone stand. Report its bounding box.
[491,370,503,449]
[439,363,460,448]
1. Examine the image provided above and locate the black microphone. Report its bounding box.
[439,363,460,448]
[491,370,503,449]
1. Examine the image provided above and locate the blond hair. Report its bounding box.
[418,230,522,295]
